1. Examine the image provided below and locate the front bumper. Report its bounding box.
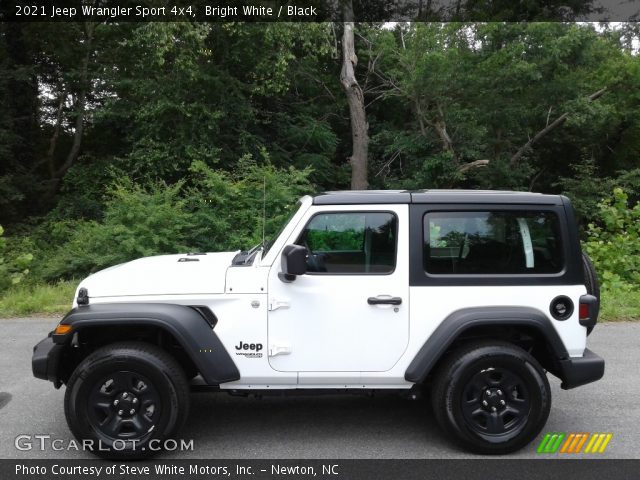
[558,348,605,389]
[32,334,64,388]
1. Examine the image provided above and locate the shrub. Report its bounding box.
[41,180,196,281]
[0,225,33,292]
[186,154,314,252]
[38,157,314,281]
[583,188,640,290]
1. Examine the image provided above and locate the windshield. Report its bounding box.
[263,200,302,257]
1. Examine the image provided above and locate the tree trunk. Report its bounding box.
[340,0,369,190]
[46,22,95,197]
[46,87,66,178]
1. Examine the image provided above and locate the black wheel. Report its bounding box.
[432,341,551,454]
[64,342,190,459]
[582,252,600,334]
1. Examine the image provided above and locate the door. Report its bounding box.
[267,205,409,373]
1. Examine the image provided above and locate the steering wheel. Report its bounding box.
[303,241,318,272]
[303,241,327,272]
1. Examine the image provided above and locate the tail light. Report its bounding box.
[579,303,590,320]
[579,294,599,334]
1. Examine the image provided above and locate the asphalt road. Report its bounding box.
[1,318,638,459]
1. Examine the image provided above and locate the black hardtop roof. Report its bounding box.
[312,189,565,206]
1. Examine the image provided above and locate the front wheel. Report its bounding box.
[64,342,190,458]
[431,341,551,454]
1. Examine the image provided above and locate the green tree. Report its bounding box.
[365,23,640,193]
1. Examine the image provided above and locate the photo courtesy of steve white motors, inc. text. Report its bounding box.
[15,463,338,477]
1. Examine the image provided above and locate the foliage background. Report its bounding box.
[0,21,639,317]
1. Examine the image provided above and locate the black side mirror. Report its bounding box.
[279,244,308,282]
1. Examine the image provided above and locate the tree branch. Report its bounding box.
[458,159,489,173]
[509,87,608,166]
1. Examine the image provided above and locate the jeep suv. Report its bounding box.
[32,190,604,457]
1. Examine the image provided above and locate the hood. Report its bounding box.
[79,252,238,298]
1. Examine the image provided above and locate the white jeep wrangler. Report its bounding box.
[32,190,604,457]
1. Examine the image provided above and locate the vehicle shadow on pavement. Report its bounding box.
[177,391,460,459]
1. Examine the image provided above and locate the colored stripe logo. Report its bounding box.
[537,433,612,454]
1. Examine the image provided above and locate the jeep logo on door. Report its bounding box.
[235,341,263,358]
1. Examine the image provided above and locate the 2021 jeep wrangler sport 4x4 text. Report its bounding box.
[32,190,604,457]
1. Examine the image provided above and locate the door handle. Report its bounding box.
[367,296,402,306]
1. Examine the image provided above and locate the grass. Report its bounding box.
[0,279,638,321]
[0,280,76,317]
[599,286,640,322]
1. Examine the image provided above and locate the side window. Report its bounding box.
[298,212,397,274]
[424,211,563,275]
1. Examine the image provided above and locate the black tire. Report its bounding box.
[582,252,600,334]
[431,341,551,455]
[64,341,190,459]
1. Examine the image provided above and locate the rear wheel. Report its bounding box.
[432,341,551,454]
[64,342,190,458]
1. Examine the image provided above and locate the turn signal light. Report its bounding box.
[54,324,72,335]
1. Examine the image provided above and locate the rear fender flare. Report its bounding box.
[405,306,568,383]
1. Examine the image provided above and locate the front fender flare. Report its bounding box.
[56,303,240,385]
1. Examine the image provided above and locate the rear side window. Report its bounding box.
[298,212,397,274]
[424,211,563,275]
